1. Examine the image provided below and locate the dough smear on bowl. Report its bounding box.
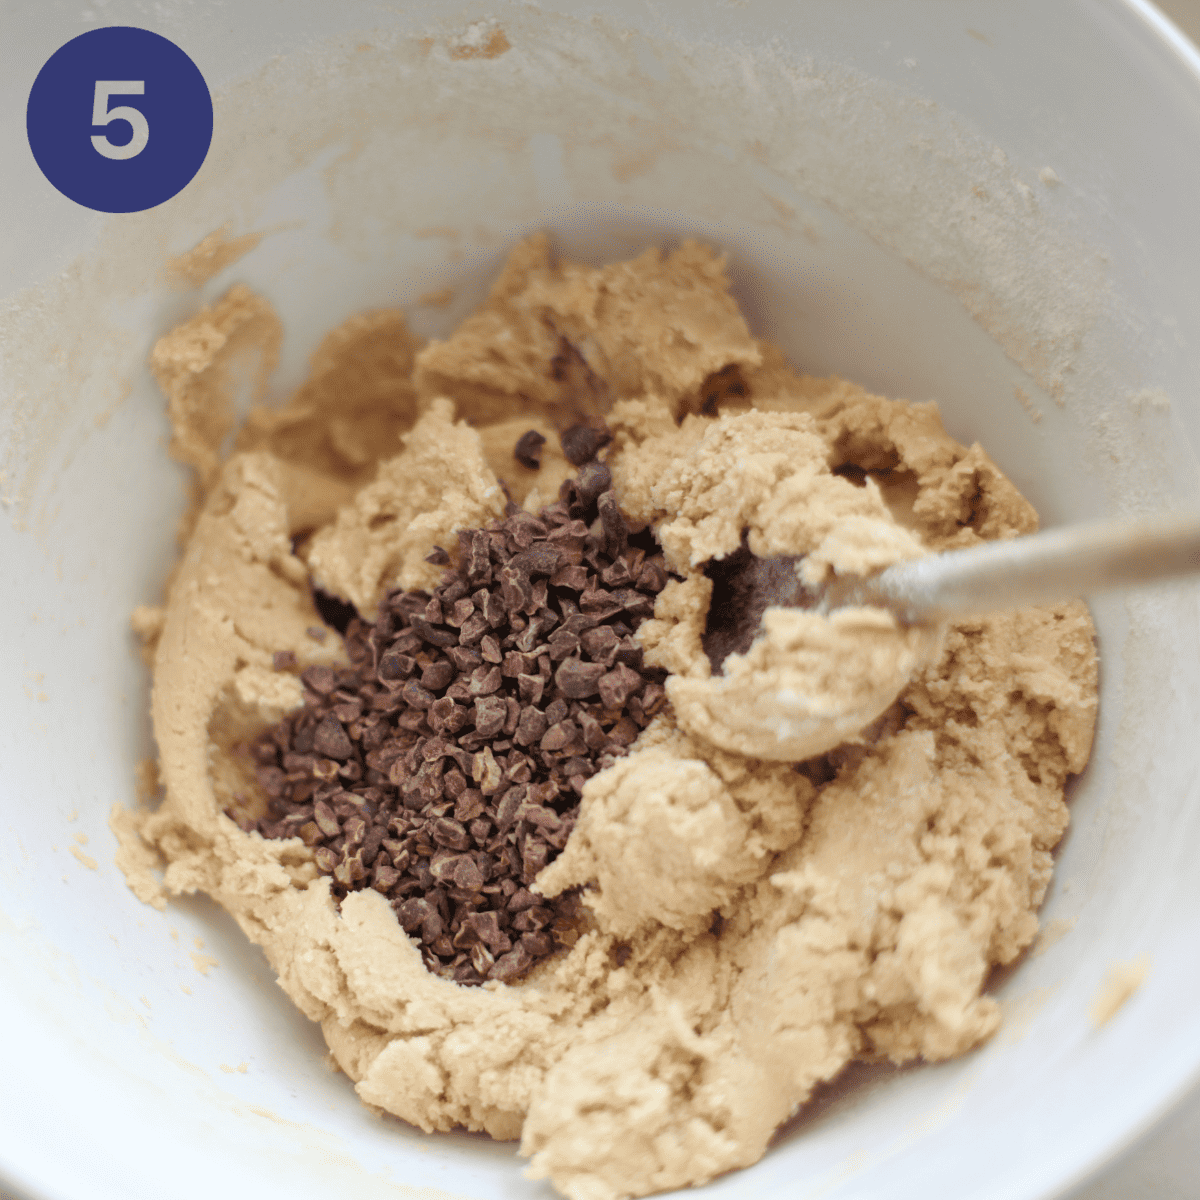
[115,235,1098,1200]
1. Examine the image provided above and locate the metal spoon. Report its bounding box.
[682,511,1200,763]
[815,510,1200,625]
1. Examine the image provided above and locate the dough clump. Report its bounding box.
[117,236,1097,1200]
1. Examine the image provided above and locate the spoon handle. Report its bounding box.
[829,512,1200,625]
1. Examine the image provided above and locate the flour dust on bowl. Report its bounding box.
[2,4,1199,1200]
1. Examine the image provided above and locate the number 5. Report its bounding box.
[91,81,149,160]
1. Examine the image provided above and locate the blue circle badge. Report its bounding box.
[27,26,212,214]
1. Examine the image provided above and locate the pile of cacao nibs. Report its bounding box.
[243,439,670,986]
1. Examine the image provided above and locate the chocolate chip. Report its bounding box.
[548,628,581,661]
[447,645,481,672]
[467,909,510,953]
[409,616,458,648]
[425,545,451,566]
[612,588,655,620]
[396,897,432,932]
[560,423,612,466]
[576,709,607,750]
[514,429,547,469]
[491,943,533,982]
[472,746,504,795]
[608,717,640,746]
[483,591,507,628]
[540,721,573,752]
[520,931,555,958]
[507,512,548,548]
[468,665,503,696]
[579,625,618,663]
[313,716,354,760]
[522,839,551,880]
[465,531,491,584]
[372,864,401,893]
[455,855,485,891]
[473,696,507,738]
[600,558,633,588]
[598,663,643,709]
[517,673,546,706]
[560,611,600,636]
[362,822,385,865]
[548,519,589,551]
[499,566,534,614]
[455,789,485,822]
[388,628,423,655]
[550,563,590,591]
[445,598,475,628]
[313,800,341,839]
[574,459,612,509]
[597,490,628,557]
[301,664,338,695]
[432,817,471,851]
[637,557,669,592]
[401,679,436,710]
[509,543,560,577]
[421,661,455,691]
[554,658,606,699]
[250,463,670,988]
[501,651,529,677]
[428,697,467,735]
[614,636,644,671]
[458,612,489,646]
[503,695,521,736]
[579,588,623,618]
[514,705,548,747]
[494,786,525,831]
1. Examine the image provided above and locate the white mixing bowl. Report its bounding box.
[3,3,1200,1199]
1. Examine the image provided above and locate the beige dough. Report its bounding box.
[116,236,1098,1200]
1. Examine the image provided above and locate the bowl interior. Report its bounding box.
[3,3,1200,1200]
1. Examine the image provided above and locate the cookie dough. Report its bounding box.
[116,236,1098,1200]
